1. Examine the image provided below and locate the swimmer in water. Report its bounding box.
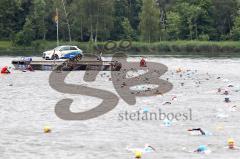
[140,57,147,67]
[194,145,211,154]
[188,128,206,135]
[127,144,156,154]
[26,65,34,71]
[225,138,240,150]
[1,66,10,74]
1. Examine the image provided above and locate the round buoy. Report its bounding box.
[43,126,51,133]
[135,151,142,158]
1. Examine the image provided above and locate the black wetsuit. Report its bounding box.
[190,128,206,135]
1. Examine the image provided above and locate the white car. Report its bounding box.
[42,45,83,60]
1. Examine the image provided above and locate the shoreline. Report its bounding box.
[3,54,240,59]
[1,40,240,57]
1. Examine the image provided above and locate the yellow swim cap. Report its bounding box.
[43,126,51,133]
[135,151,142,158]
[228,138,234,144]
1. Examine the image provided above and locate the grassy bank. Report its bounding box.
[1,40,240,57]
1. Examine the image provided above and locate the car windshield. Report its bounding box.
[54,46,62,51]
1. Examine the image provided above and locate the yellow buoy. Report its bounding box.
[135,151,142,158]
[43,126,52,133]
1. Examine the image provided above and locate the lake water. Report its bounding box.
[0,56,240,159]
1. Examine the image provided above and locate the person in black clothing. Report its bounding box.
[188,128,206,135]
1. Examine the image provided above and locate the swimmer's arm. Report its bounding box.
[126,147,137,153]
[234,147,240,150]
[188,128,206,135]
[224,146,240,150]
[199,129,206,135]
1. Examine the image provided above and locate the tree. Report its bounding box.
[111,0,128,40]
[42,0,58,40]
[70,3,85,41]
[61,0,72,42]
[212,0,239,40]
[111,0,142,40]
[2,0,240,43]
[70,0,114,42]
[0,0,22,39]
[122,17,134,39]
[194,0,215,40]
[23,0,47,40]
[231,16,240,40]
[127,0,143,31]
[175,2,203,40]
[14,18,35,45]
[139,0,160,42]
[156,0,175,40]
[166,11,181,40]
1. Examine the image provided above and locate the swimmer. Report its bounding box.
[163,119,172,127]
[188,128,206,135]
[194,145,211,154]
[172,96,177,101]
[229,105,238,112]
[142,108,149,113]
[127,144,156,154]
[23,65,34,72]
[224,97,231,103]
[225,138,240,150]
[162,101,171,105]
[222,90,229,95]
[140,57,147,67]
[26,65,34,71]
[1,66,10,74]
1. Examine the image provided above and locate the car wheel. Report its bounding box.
[51,54,59,60]
[75,54,82,61]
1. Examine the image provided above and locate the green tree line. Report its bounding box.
[1,0,240,45]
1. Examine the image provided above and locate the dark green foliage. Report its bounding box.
[0,0,240,45]
[0,0,22,39]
